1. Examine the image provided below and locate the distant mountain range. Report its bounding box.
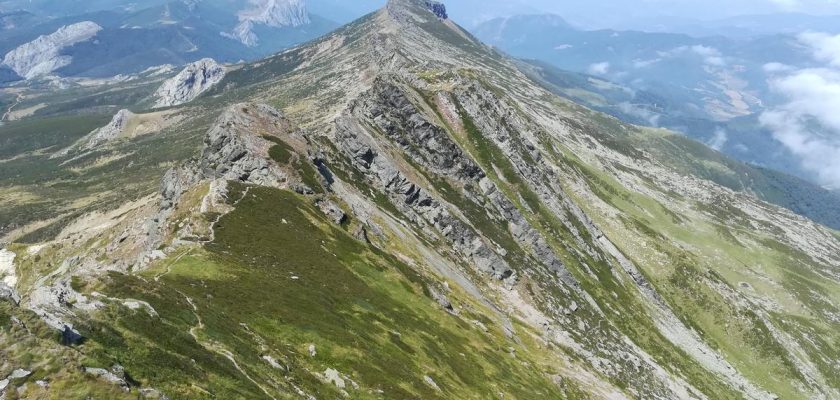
[473,14,827,187]
[0,0,340,81]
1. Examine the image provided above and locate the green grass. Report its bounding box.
[0,114,109,159]
[539,133,824,398]
[438,88,745,398]
[77,187,581,399]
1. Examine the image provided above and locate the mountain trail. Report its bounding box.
[1,93,22,122]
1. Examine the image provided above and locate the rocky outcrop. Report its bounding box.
[348,81,576,285]
[0,282,19,305]
[424,1,448,19]
[84,365,129,391]
[2,21,101,79]
[335,89,514,281]
[200,104,293,186]
[83,109,133,150]
[360,81,482,180]
[223,0,310,47]
[0,248,16,288]
[153,59,225,108]
[316,199,347,224]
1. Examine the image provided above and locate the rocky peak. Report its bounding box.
[153,58,225,108]
[386,0,447,20]
[2,21,101,79]
[83,109,134,150]
[224,0,310,47]
[424,1,448,19]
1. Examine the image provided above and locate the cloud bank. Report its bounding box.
[760,32,840,189]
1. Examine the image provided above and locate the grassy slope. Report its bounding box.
[69,186,588,399]
[548,138,840,397]
[0,300,137,398]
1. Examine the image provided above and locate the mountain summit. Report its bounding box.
[0,1,839,399]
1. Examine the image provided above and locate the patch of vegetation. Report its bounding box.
[84,188,577,399]
[264,137,293,164]
[0,114,109,158]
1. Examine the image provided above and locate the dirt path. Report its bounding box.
[2,93,22,122]
[181,292,277,399]
[153,248,194,282]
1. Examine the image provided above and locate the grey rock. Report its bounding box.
[0,282,20,305]
[82,109,133,150]
[424,375,441,391]
[140,388,169,399]
[316,199,347,224]
[8,369,31,380]
[200,103,291,187]
[84,365,128,391]
[324,368,345,389]
[222,0,310,47]
[334,82,514,281]
[154,58,225,108]
[2,21,101,79]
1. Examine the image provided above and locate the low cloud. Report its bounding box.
[760,32,840,188]
[588,62,610,75]
[706,128,728,151]
[618,102,661,127]
[658,45,726,67]
[763,62,794,74]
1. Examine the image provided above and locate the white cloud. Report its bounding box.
[707,128,728,151]
[657,45,726,67]
[763,62,794,74]
[799,32,840,67]
[618,102,661,127]
[760,33,840,187]
[689,45,726,66]
[588,62,610,75]
[632,58,661,69]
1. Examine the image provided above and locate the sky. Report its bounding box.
[436,0,840,28]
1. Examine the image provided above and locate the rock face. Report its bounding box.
[200,104,293,186]
[83,109,134,149]
[335,81,514,281]
[424,1,448,19]
[2,21,101,79]
[154,59,225,108]
[223,0,310,47]
[0,249,16,288]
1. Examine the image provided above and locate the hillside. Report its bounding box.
[1,1,839,399]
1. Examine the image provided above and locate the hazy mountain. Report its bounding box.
[472,14,833,186]
[1,1,839,399]
[621,13,840,38]
[0,0,339,80]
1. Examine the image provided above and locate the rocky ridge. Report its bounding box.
[1,0,839,399]
[223,0,311,47]
[153,58,225,108]
[2,21,101,79]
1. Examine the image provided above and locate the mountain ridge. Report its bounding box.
[0,1,838,398]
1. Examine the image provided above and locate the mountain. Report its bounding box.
[624,13,840,38]
[472,14,832,188]
[0,0,339,80]
[1,0,839,398]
